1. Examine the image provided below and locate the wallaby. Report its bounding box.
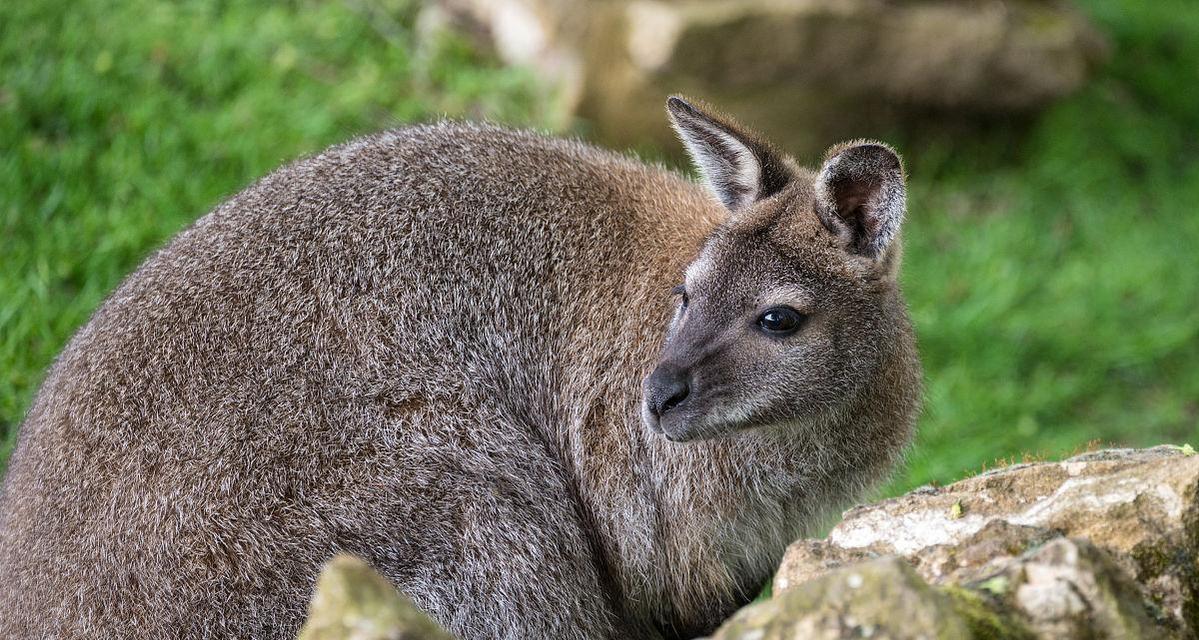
[0,97,921,639]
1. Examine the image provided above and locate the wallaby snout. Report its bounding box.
[642,363,691,436]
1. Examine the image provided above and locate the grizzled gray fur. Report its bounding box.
[0,97,921,639]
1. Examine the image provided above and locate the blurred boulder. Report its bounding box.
[435,0,1108,155]
[298,554,459,640]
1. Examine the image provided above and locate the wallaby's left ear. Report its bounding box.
[814,141,907,261]
[666,96,793,213]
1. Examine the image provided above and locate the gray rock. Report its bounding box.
[772,446,1199,638]
[772,539,876,594]
[998,537,1163,639]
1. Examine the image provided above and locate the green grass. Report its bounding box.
[891,0,1199,490]
[0,0,544,465]
[2,0,1197,491]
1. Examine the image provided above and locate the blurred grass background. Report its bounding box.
[1,0,1196,490]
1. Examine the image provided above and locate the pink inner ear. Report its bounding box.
[834,177,884,240]
[815,141,905,259]
[820,171,892,257]
[831,178,879,222]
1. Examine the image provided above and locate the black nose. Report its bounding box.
[647,365,690,418]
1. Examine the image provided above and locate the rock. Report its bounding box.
[772,539,875,594]
[909,519,1059,587]
[772,446,1199,638]
[298,554,458,640]
[997,537,1163,638]
[711,556,1027,640]
[436,0,1108,155]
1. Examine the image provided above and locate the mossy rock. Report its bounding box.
[714,557,1009,639]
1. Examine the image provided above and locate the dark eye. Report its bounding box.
[672,284,689,308]
[756,307,806,336]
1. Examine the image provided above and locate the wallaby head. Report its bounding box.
[643,96,910,443]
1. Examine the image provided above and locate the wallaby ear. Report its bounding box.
[814,141,907,260]
[666,96,792,213]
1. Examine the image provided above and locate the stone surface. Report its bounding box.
[998,537,1162,638]
[437,0,1108,155]
[772,539,874,594]
[298,554,458,640]
[771,446,1199,639]
[712,557,1008,640]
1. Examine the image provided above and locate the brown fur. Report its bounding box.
[0,99,921,639]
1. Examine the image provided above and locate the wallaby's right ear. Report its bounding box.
[667,96,793,213]
[814,141,907,262]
